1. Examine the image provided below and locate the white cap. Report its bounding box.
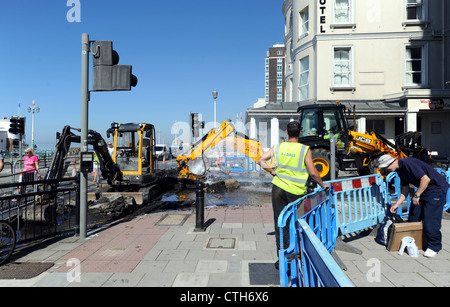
[377,155,396,168]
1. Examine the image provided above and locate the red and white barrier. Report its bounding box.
[330,176,377,192]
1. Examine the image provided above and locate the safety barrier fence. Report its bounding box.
[278,169,450,287]
[332,174,386,236]
[291,219,353,287]
[0,174,80,262]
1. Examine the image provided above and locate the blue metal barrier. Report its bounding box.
[278,188,337,287]
[277,169,449,287]
[292,219,353,287]
[436,168,450,211]
[329,174,386,235]
[220,156,261,173]
[385,172,412,218]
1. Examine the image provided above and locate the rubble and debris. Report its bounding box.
[89,193,136,219]
[205,178,240,193]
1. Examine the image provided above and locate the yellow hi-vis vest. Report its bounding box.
[272,142,309,195]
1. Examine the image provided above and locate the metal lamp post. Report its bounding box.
[27,100,40,149]
[212,91,218,128]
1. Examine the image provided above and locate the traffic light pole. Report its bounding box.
[80,33,90,240]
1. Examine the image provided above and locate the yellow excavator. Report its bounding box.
[297,103,447,180]
[177,120,271,180]
[48,123,177,205]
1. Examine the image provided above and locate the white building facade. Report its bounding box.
[280,0,450,159]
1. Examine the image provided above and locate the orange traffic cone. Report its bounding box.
[162,155,166,164]
[18,170,23,193]
[72,164,77,177]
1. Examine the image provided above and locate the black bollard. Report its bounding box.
[195,181,205,232]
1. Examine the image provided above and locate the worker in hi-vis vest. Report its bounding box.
[257,121,330,271]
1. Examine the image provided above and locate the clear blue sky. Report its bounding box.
[0,0,285,149]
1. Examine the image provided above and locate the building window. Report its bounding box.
[333,47,352,87]
[367,119,385,135]
[406,0,424,20]
[289,10,293,32]
[300,7,309,37]
[334,0,351,23]
[299,56,309,101]
[405,45,424,86]
[431,122,441,134]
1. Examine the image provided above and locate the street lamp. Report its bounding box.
[27,100,40,149]
[212,91,218,128]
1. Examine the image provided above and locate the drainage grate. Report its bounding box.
[206,238,236,250]
[155,214,190,226]
[248,262,279,286]
[0,262,54,279]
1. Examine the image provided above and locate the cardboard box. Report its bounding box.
[387,222,425,251]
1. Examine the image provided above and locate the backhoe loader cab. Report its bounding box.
[107,122,156,177]
[298,104,349,151]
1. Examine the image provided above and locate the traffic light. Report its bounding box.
[191,113,199,138]
[8,117,25,135]
[16,117,25,134]
[91,40,138,91]
[9,118,19,134]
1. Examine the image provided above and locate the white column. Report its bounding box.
[406,111,418,132]
[271,117,280,148]
[357,117,366,134]
[249,117,257,140]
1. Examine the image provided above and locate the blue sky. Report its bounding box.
[0,0,285,149]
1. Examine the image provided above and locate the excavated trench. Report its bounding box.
[87,172,273,226]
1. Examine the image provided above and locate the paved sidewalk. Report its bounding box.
[335,215,450,287]
[0,202,449,287]
[0,204,278,287]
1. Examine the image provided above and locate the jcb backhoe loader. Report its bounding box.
[297,103,447,181]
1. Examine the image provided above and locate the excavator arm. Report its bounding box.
[177,121,234,179]
[177,121,270,179]
[46,126,122,185]
[230,132,267,162]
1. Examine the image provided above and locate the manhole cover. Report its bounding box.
[206,238,236,249]
[0,262,54,279]
[155,214,190,226]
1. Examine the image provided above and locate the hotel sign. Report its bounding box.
[319,0,327,33]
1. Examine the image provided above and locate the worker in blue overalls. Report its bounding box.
[378,154,450,258]
[258,121,330,270]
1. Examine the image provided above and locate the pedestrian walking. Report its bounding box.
[378,155,450,258]
[23,148,40,182]
[22,148,40,194]
[257,121,330,269]
[93,151,100,186]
